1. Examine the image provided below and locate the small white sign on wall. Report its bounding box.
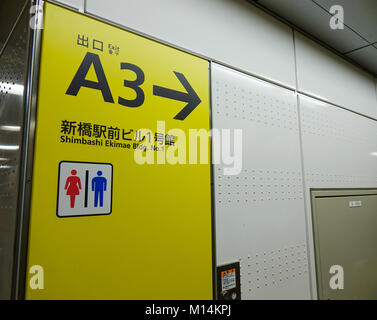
[349,200,362,208]
[57,161,113,217]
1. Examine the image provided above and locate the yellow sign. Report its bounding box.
[26,2,212,299]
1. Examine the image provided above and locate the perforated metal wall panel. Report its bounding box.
[300,95,377,188]
[299,95,377,298]
[212,63,311,299]
[0,5,29,299]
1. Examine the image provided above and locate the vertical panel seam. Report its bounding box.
[292,29,315,300]
[209,61,217,300]
[374,77,377,109]
[13,0,45,299]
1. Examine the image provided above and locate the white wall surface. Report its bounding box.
[53,0,84,11]
[299,95,377,298]
[295,32,377,119]
[49,0,377,300]
[300,95,377,188]
[212,63,311,299]
[83,0,297,88]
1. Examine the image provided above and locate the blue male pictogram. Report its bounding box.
[92,170,107,207]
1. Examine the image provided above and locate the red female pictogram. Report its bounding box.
[64,169,82,208]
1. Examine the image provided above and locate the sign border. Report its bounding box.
[56,160,114,218]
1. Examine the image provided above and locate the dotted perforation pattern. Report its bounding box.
[0,8,29,299]
[216,167,304,204]
[213,80,299,131]
[212,64,311,299]
[238,244,308,294]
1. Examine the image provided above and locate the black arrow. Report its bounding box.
[153,72,201,120]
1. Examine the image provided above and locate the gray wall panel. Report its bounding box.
[0,5,29,299]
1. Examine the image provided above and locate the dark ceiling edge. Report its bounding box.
[246,0,377,78]
[343,42,377,55]
[312,0,373,45]
[0,0,29,57]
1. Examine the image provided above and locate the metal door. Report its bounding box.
[312,189,377,299]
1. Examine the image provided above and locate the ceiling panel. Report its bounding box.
[258,0,369,53]
[294,31,377,118]
[314,0,377,43]
[346,44,377,75]
[0,0,27,52]
[252,0,377,76]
